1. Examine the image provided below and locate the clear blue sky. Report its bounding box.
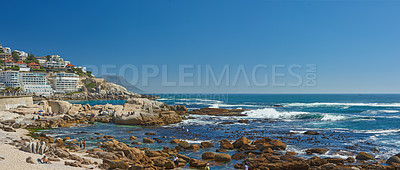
[1,0,399,93]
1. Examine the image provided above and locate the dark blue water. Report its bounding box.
[46,94,400,169]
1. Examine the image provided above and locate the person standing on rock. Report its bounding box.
[80,139,83,148]
[205,163,210,170]
[243,161,248,170]
[173,155,179,167]
[83,139,86,150]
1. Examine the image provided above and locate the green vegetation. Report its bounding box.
[83,78,98,90]
[5,66,20,71]
[26,127,44,138]
[24,53,39,64]
[12,51,20,61]
[1,87,23,95]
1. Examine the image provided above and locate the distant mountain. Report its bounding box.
[100,75,144,93]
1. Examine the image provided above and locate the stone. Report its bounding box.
[63,137,71,141]
[188,144,200,151]
[170,139,180,144]
[387,156,400,165]
[103,159,130,169]
[143,138,155,143]
[178,141,190,149]
[286,151,297,156]
[26,156,35,164]
[201,142,214,148]
[220,139,234,149]
[215,153,231,162]
[356,152,375,160]
[270,139,286,150]
[130,136,137,140]
[347,157,355,163]
[233,137,251,148]
[202,152,216,160]
[304,131,320,135]
[232,152,247,160]
[145,132,156,135]
[238,119,249,124]
[306,148,329,155]
[189,158,207,168]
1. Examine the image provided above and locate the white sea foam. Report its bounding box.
[242,108,307,119]
[284,102,400,107]
[321,114,347,121]
[355,129,400,134]
[362,110,399,114]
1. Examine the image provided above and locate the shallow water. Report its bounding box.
[45,94,400,169]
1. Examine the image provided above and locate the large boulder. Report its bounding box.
[220,139,234,149]
[143,138,155,143]
[233,137,251,148]
[202,152,216,160]
[356,152,375,160]
[306,148,329,155]
[387,156,400,165]
[47,100,72,114]
[201,142,214,148]
[215,153,231,162]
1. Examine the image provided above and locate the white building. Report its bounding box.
[37,59,46,66]
[50,72,79,93]
[0,44,12,61]
[0,71,20,88]
[14,50,28,60]
[19,72,52,96]
[45,55,70,68]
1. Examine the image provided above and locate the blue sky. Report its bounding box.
[1,0,399,93]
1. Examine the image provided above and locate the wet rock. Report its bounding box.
[170,139,180,144]
[188,144,200,151]
[104,135,114,139]
[153,138,163,143]
[232,152,247,160]
[145,132,156,135]
[318,163,336,170]
[306,148,329,155]
[270,139,286,150]
[280,155,304,162]
[286,151,297,156]
[215,153,231,162]
[220,139,234,149]
[307,156,328,166]
[304,131,320,135]
[178,141,190,149]
[233,137,251,148]
[143,138,155,143]
[346,157,355,163]
[201,142,214,148]
[386,156,400,165]
[216,149,226,152]
[26,156,35,164]
[238,119,249,124]
[130,136,137,140]
[324,158,345,165]
[202,152,216,160]
[63,137,70,141]
[356,152,375,160]
[189,158,207,168]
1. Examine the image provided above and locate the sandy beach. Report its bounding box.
[0,111,101,170]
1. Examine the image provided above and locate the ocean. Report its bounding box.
[47,94,400,169]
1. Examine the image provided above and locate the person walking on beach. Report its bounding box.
[80,139,83,148]
[83,139,86,150]
[173,155,179,167]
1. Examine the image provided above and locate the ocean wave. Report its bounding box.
[355,129,400,134]
[361,110,399,114]
[242,108,348,121]
[283,102,400,108]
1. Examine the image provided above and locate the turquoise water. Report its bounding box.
[46,94,400,169]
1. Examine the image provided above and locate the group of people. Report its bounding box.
[37,155,51,164]
[79,139,86,150]
[30,111,55,120]
[118,111,136,118]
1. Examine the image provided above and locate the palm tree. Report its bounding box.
[14,87,22,95]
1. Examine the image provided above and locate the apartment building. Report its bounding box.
[45,55,70,68]
[50,72,79,93]
[0,44,12,61]
[0,71,20,88]
[19,72,52,96]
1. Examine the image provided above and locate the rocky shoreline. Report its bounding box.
[1,99,400,169]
